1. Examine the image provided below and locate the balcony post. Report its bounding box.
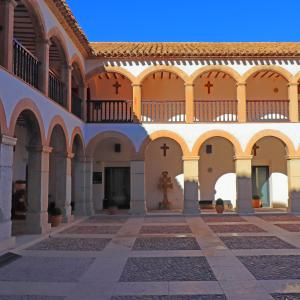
[36,38,50,95]
[0,0,17,72]
[237,82,247,123]
[132,83,142,122]
[79,82,88,121]
[64,64,73,111]
[185,83,194,123]
[288,82,299,122]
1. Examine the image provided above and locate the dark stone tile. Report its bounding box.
[0,256,94,282]
[201,216,246,223]
[238,255,300,280]
[0,297,65,300]
[209,224,265,233]
[132,237,200,250]
[111,296,227,300]
[271,294,300,300]
[60,225,121,234]
[119,257,216,282]
[139,226,192,234]
[257,215,300,222]
[274,223,300,232]
[27,237,110,251]
[220,236,296,249]
[84,216,128,224]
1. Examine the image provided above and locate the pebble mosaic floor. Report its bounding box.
[1,214,300,299]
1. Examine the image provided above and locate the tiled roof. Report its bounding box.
[90,42,300,58]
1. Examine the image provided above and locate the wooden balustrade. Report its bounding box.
[48,70,64,106]
[72,93,83,119]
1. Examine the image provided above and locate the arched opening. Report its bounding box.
[48,36,68,107]
[11,109,44,235]
[90,134,135,211]
[71,62,84,119]
[13,0,45,89]
[194,70,237,122]
[145,137,184,211]
[87,71,133,123]
[71,134,84,215]
[250,136,288,210]
[246,70,289,122]
[141,71,185,123]
[48,125,70,220]
[198,137,236,210]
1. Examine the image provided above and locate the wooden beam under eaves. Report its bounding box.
[260,71,269,78]
[161,72,164,79]
[105,73,110,80]
[215,72,220,78]
[113,73,117,79]
[253,72,260,78]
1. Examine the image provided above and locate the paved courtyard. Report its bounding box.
[1,214,300,299]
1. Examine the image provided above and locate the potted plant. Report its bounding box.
[215,198,224,214]
[252,194,262,208]
[48,202,62,227]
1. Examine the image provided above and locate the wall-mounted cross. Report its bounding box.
[253,143,260,156]
[160,143,170,157]
[205,81,213,94]
[113,81,121,94]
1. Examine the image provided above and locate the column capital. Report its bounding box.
[286,155,300,160]
[67,64,73,71]
[1,134,17,146]
[1,0,17,8]
[288,82,299,87]
[182,155,200,161]
[236,81,247,87]
[132,83,142,87]
[27,145,53,153]
[184,83,195,87]
[234,154,253,160]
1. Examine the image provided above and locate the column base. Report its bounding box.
[26,212,51,234]
[289,192,300,213]
[63,214,74,223]
[0,237,16,252]
[183,200,200,215]
[130,200,146,215]
[236,205,254,214]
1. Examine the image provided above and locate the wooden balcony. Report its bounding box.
[87,100,133,123]
[13,39,39,89]
[247,100,289,122]
[48,70,64,107]
[194,100,238,122]
[141,100,185,123]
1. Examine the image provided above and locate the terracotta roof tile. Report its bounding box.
[90,42,300,58]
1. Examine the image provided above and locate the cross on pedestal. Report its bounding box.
[253,143,260,156]
[205,81,213,94]
[160,143,169,157]
[113,81,121,94]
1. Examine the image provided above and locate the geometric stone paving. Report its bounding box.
[238,255,300,280]
[201,216,247,223]
[60,225,121,234]
[271,294,300,300]
[84,216,128,224]
[0,297,65,300]
[0,256,94,282]
[139,226,192,234]
[111,296,227,300]
[209,224,266,233]
[27,237,111,251]
[144,217,186,224]
[274,223,300,232]
[119,257,216,282]
[132,237,201,251]
[220,236,297,249]
[257,215,300,222]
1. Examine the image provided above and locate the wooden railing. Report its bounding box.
[247,100,289,122]
[194,100,238,122]
[72,93,83,120]
[13,39,39,88]
[141,100,185,123]
[87,100,133,123]
[48,70,64,106]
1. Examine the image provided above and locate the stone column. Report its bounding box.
[0,0,17,72]
[130,160,146,215]
[0,135,16,249]
[185,83,194,124]
[237,82,247,123]
[183,156,200,214]
[235,155,253,214]
[36,38,50,95]
[83,157,94,215]
[287,156,300,212]
[26,146,52,234]
[62,64,73,111]
[132,84,142,122]
[288,82,299,122]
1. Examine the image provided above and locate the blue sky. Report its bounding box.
[67,0,300,42]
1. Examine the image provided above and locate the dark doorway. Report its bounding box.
[252,166,270,207]
[105,167,130,209]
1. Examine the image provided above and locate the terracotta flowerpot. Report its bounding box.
[49,215,62,227]
[252,199,261,208]
[216,204,224,214]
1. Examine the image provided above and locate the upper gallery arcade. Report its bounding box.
[2,0,300,248]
